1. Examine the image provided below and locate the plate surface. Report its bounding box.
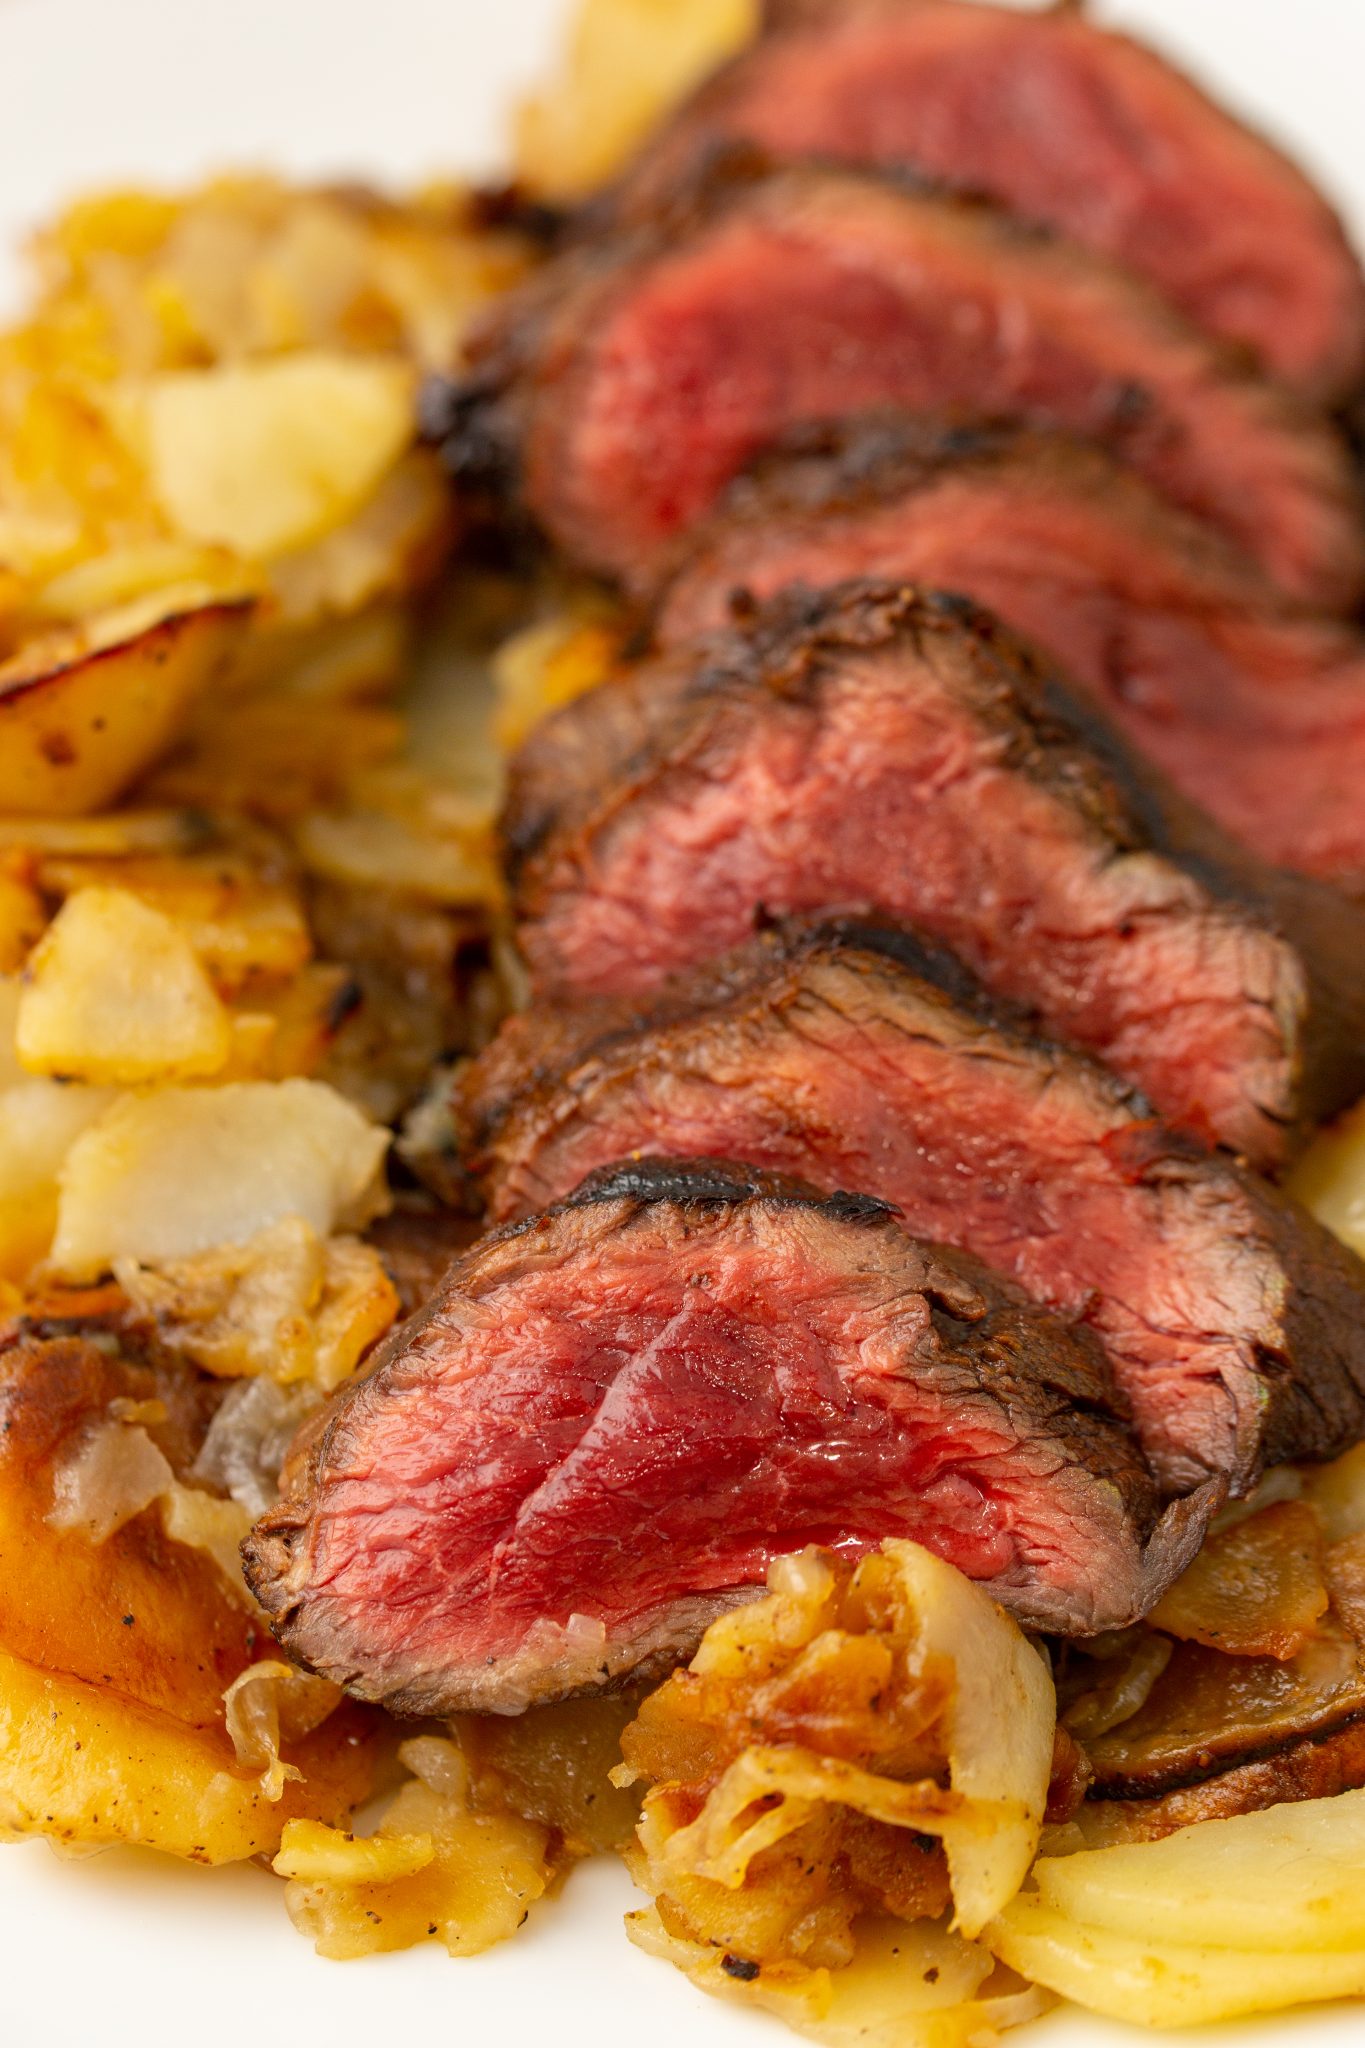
[4,1,1365,2043]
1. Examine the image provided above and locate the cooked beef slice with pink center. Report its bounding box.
[458,926,1365,1494]
[655,419,1365,889]
[505,582,1365,1173]
[245,1159,1209,1713]
[429,165,1363,606]
[603,0,1365,398]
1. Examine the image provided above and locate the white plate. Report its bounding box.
[4,2,1365,2043]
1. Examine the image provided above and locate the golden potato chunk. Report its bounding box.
[0,602,249,818]
[17,886,232,1084]
[515,0,759,198]
[131,355,415,561]
[1149,1500,1331,1659]
[51,1078,389,1280]
[0,1330,378,1860]
[275,1735,552,1959]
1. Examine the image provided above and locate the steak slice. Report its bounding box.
[506,582,1365,1173]
[244,1159,1207,1715]
[604,0,1365,399]
[655,419,1365,889]
[456,925,1365,1495]
[428,164,1364,607]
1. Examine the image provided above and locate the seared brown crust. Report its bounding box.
[426,160,1364,604]
[457,920,1365,1489]
[245,1160,1207,1713]
[505,581,1365,1167]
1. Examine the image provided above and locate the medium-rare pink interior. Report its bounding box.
[246,1163,1205,1713]
[450,168,1363,606]
[511,586,1311,1170]
[656,426,1365,888]
[613,0,1365,397]
[459,934,1365,1493]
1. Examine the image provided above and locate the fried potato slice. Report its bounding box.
[0,601,250,817]
[1028,1789,1365,1951]
[1149,1499,1331,1659]
[0,1331,377,1860]
[629,1907,1051,2048]
[0,1079,116,1280]
[986,1892,1365,2029]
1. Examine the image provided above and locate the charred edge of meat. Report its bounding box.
[665,409,1264,591]
[559,1152,899,1222]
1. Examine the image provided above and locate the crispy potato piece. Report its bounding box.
[36,851,312,996]
[490,608,629,753]
[51,1078,389,1280]
[17,886,233,1084]
[0,1332,377,1859]
[1149,1500,1331,1659]
[275,1735,552,1959]
[516,0,760,198]
[0,601,249,817]
[0,1646,375,1863]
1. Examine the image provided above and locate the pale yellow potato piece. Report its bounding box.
[516,0,759,198]
[16,886,232,1084]
[627,1908,1049,2048]
[0,1078,116,1279]
[135,354,415,560]
[36,851,313,997]
[888,1541,1054,1938]
[985,1892,1365,2028]
[1288,1098,1365,1258]
[1030,1790,1365,1951]
[51,1078,390,1280]
[0,1646,373,1865]
[1305,1440,1365,1543]
[278,1736,553,1960]
[0,602,249,817]
[275,1820,434,1884]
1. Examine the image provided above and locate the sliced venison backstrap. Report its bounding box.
[458,924,1365,1494]
[654,418,1365,891]
[429,165,1364,607]
[505,582,1365,1174]
[604,0,1365,399]
[245,1159,1210,1715]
